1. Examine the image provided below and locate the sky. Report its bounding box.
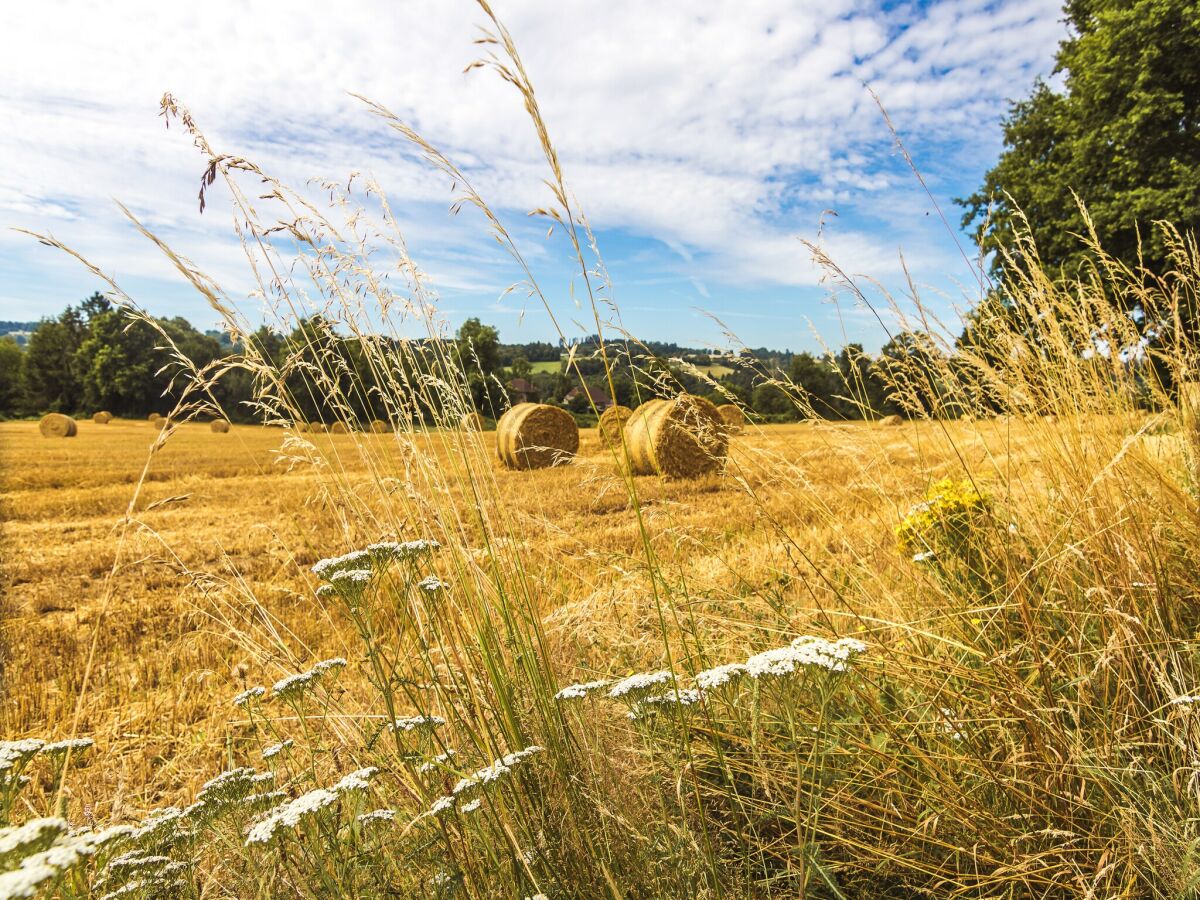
[0,0,1066,352]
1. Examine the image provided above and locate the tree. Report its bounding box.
[0,339,23,417]
[22,307,87,413]
[508,356,533,380]
[961,0,1200,285]
[456,318,501,376]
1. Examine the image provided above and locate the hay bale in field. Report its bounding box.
[716,403,745,434]
[368,419,390,434]
[210,419,230,433]
[330,421,353,434]
[155,417,171,430]
[460,411,485,432]
[496,403,579,470]
[39,413,77,438]
[879,414,903,427]
[148,412,162,423]
[597,405,633,446]
[624,395,728,478]
[296,422,310,433]
[309,423,328,433]
[92,411,112,424]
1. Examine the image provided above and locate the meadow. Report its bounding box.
[4,9,1200,895]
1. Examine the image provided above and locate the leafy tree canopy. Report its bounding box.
[960,0,1200,282]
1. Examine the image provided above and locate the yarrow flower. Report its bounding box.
[245,789,338,846]
[272,658,347,703]
[328,568,373,596]
[911,550,936,563]
[460,798,482,814]
[642,688,704,708]
[311,550,372,580]
[417,750,457,773]
[331,767,377,794]
[40,738,94,759]
[356,808,395,826]
[608,671,673,701]
[231,687,265,708]
[417,576,447,593]
[0,817,69,859]
[262,740,293,760]
[745,636,867,679]
[554,680,610,701]
[694,663,748,690]
[387,714,445,733]
[0,739,45,775]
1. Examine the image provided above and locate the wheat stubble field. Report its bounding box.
[3,415,1047,812]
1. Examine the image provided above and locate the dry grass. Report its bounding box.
[1,413,1100,818]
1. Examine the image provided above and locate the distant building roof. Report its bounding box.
[563,384,612,406]
[508,378,537,394]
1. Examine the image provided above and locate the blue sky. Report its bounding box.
[0,0,1065,352]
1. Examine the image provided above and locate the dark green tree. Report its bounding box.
[0,339,24,417]
[22,306,88,413]
[961,0,1200,285]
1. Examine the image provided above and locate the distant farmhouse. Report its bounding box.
[507,377,538,404]
[562,384,613,410]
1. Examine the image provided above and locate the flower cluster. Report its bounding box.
[388,714,446,733]
[554,679,610,701]
[262,740,293,760]
[272,658,347,704]
[425,745,544,817]
[896,477,991,561]
[608,671,673,701]
[745,636,867,679]
[231,686,265,708]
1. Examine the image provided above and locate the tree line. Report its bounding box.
[0,294,957,424]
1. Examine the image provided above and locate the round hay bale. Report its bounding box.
[92,411,113,425]
[368,419,390,434]
[460,411,485,432]
[148,412,162,423]
[330,421,352,434]
[879,414,903,427]
[210,419,230,433]
[296,422,310,433]
[624,395,728,478]
[597,405,633,446]
[39,413,77,438]
[496,403,579,470]
[155,417,172,430]
[716,403,745,434]
[310,422,328,434]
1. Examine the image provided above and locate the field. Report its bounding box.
[5,405,1199,896]
[2,415,1006,812]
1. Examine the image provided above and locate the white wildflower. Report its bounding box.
[40,738,94,758]
[0,862,59,899]
[1171,695,1200,707]
[388,714,445,733]
[460,798,481,814]
[245,788,339,846]
[608,671,673,700]
[418,750,457,773]
[0,817,68,858]
[694,663,748,690]
[427,795,455,817]
[262,740,293,760]
[746,636,867,679]
[311,549,372,580]
[554,680,610,701]
[912,550,936,563]
[332,767,377,794]
[329,568,373,595]
[356,808,395,826]
[939,708,965,741]
[642,688,705,708]
[271,658,347,703]
[106,851,172,874]
[418,575,447,593]
[0,740,44,775]
[231,686,265,708]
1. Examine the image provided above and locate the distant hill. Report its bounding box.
[0,321,38,335]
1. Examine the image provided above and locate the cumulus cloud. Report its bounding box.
[0,0,1062,345]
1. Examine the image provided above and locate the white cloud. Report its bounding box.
[0,0,1063,343]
